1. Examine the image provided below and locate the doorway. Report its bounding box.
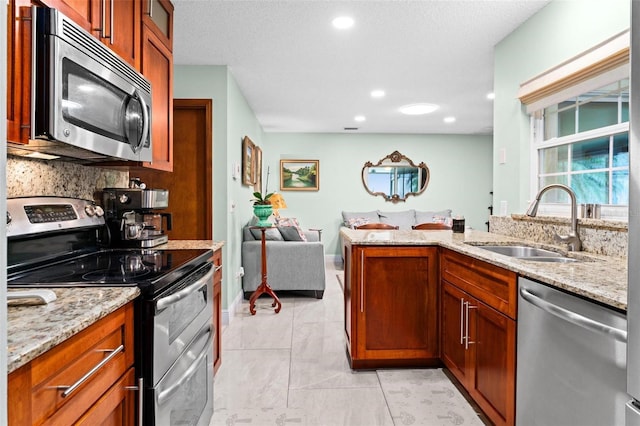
[135,99,213,240]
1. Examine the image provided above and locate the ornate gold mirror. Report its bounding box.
[361,151,430,203]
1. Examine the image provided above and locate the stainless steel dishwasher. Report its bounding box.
[517,277,627,426]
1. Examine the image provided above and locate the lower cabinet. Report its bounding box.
[213,248,223,374]
[344,244,439,369]
[8,302,137,425]
[441,250,517,426]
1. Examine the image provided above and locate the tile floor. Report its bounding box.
[210,259,487,426]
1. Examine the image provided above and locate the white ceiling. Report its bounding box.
[172,0,550,135]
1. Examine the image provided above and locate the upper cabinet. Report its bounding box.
[140,24,173,171]
[143,0,173,51]
[96,0,141,69]
[7,0,172,171]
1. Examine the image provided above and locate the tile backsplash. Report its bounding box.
[6,156,129,200]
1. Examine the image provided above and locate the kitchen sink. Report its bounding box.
[473,245,580,263]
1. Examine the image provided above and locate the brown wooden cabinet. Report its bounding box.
[8,302,137,425]
[212,248,223,374]
[440,249,517,426]
[344,244,439,369]
[139,24,173,171]
[95,0,141,69]
[142,0,173,50]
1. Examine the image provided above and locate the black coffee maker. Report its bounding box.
[101,185,172,248]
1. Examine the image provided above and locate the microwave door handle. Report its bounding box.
[129,90,149,154]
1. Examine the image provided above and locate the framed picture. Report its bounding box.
[280,160,319,191]
[242,136,255,185]
[253,146,263,192]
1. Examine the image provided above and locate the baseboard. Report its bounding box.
[222,289,244,326]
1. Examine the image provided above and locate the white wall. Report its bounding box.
[493,0,630,214]
[263,133,493,255]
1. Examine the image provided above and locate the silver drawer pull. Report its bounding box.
[156,266,214,311]
[125,377,144,426]
[59,344,124,397]
[157,326,213,405]
[214,264,223,272]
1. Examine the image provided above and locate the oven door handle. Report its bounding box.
[156,325,213,406]
[156,266,214,311]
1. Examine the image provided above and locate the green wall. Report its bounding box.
[263,133,493,256]
[174,65,264,310]
[493,0,630,214]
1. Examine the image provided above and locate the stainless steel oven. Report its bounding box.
[7,196,215,426]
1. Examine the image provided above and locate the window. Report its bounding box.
[533,78,629,207]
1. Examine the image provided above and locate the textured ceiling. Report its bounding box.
[172,0,550,134]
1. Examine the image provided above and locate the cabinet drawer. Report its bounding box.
[441,249,517,319]
[18,303,134,425]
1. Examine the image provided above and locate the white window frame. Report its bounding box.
[520,30,630,221]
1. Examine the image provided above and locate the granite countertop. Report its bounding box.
[156,240,225,251]
[341,228,627,311]
[7,287,140,373]
[6,240,224,374]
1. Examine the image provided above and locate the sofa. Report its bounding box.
[340,209,452,260]
[241,220,326,299]
[341,209,452,230]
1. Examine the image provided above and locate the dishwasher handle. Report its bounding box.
[519,287,627,343]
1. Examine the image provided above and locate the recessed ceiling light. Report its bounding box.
[332,16,354,29]
[371,90,385,98]
[487,92,495,100]
[444,116,456,123]
[354,115,366,122]
[399,103,439,115]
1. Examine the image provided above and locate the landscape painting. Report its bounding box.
[280,160,319,191]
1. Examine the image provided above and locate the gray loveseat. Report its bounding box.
[241,225,326,299]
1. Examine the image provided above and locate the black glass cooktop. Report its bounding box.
[7,248,212,295]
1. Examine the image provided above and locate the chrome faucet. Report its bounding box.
[526,183,582,251]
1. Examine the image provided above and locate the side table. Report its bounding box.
[248,226,282,315]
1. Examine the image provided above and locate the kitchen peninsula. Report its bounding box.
[341,227,627,426]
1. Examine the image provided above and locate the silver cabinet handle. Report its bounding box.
[125,377,144,426]
[214,264,223,273]
[520,287,627,343]
[360,251,364,313]
[59,344,124,397]
[157,326,213,405]
[156,266,213,311]
[460,298,465,345]
[100,0,106,38]
[109,0,114,44]
[465,302,477,350]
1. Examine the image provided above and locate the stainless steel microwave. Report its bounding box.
[21,7,152,163]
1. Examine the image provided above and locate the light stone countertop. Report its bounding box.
[6,240,224,374]
[156,240,225,251]
[341,228,627,312]
[7,287,140,373]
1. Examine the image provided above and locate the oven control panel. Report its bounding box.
[7,196,105,238]
[24,204,78,223]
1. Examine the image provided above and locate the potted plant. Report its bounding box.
[252,191,274,226]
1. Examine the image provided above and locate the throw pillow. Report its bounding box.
[415,209,452,224]
[345,217,372,229]
[278,226,305,241]
[275,217,307,241]
[250,227,284,241]
[342,211,379,226]
[377,210,416,230]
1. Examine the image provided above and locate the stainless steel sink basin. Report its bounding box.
[478,245,562,258]
[474,245,580,263]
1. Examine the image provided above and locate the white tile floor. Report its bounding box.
[210,260,486,426]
